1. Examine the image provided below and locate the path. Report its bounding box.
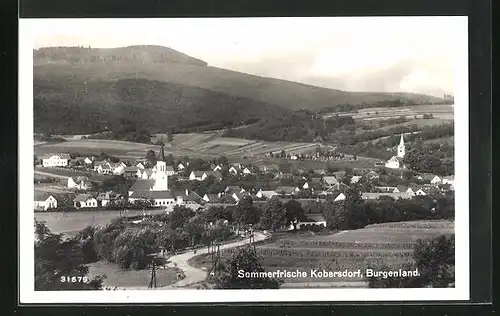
[165,232,268,288]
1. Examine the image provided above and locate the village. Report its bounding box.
[34,132,455,230]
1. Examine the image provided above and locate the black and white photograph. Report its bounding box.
[19,16,469,303]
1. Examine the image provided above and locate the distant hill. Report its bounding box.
[34,45,445,113]
[34,77,287,135]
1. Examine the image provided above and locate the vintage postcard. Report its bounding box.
[19,16,469,303]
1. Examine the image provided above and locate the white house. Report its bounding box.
[41,153,71,167]
[385,156,404,169]
[213,165,222,172]
[302,182,310,189]
[415,189,427,196]
[242,168,253,175]
[97,163,113,175]
[256,190,279,199]
[110,162,126,175]
[350,176,363,184]
[34,193,57,211]
[177,162,186,171]
[73,194,98,208]
[334,193,346,201]
[67,176,92,191]
[322,176,339,187]
[228,166,239,175]
[296,214,327,230]
[136,162,146,169]
[189,171,205,181]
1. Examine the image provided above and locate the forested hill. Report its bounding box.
[34,45,445,113]
[34,77,287,135]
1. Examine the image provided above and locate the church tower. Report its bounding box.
[152,144,169,191]
[397,133,405,158]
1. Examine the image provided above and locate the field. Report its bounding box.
[87,261,180,289]
[36,134,319,162]
[326,104,454,121]
[34,209,167,235]
[190,220,454,288]
[35,139,157,158]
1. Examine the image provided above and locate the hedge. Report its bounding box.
[276,239,416,249]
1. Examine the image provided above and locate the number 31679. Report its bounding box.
[60,276,89,283]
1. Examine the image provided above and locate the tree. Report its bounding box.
[284,199,305,229]
[146,149,157,166]
[34,221,104,290]
[34,154,38,167]
[210,246,282,289]
[260,197,287,232]
[167,130,174,144]
[367,235,455,288]
[233,196,259,226]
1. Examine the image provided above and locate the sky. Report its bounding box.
[28,17,467,97]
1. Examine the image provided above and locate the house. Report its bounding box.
[385,156,405,169]
[136,162,146,169]
[109,162,126,175]
[228,166,239,175]
[414,189,427,196]
[242,167,253,175]
[361,192,412,200]
[393,185,415,196]
[439,183,453,192]
[73,194,98,208]
[442,175,455,185]
[97,163,113,175]
[203,171,223,180]
[374,186,397,192]
[177,162,186,171]
[322,176,339,187]
[321,182,350,195]
[302,182,310,189]
[67,176,92,191]
[173,190,203,206]
[350,175,363,184]
[225,186,245,195]
[332,171,347,180]
[365,171,380,180]
[334,193,346,201]
[296,214,327,230]
[203,193,222,203]
[232,191,250,203]
[189,171,205,181]
[41,153,71,167]
[96,191,118,207]
[256,190,279,199]
[427,174,443,185]
[34,193,57,211]
[213,165,223,172]
[93,160,107,171]
[275,186,299,196]
[123,166,140,178]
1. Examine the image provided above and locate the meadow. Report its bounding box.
[328,104,454,121]
[190,220,454,288]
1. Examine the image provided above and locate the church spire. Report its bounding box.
[399,133,405,146]
[397,133,405,158]
[160,143,165,161]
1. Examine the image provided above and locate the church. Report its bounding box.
[385,133,406,169]
[128,145,200,208]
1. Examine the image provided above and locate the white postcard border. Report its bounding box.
[19,16,469,304]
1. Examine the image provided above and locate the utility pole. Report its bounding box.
[148,254,158,289]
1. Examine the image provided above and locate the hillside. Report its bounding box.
[34,77,287,135]
[34,45,445,113]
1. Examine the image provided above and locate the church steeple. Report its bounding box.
[397,133,405,158]
[160,143,165,161]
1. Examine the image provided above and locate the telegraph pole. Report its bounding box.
[147,254,158,288]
